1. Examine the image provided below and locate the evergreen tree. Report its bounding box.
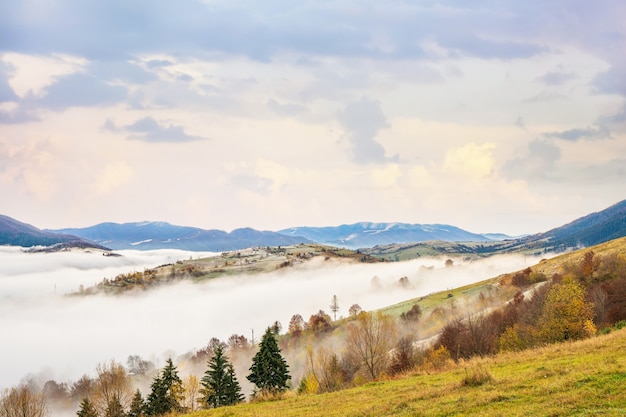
[76,397,98,417]
[247,327,291,394]
[200,345,244,408]
[145,358,185,416]
[127,389,145,417]
[104,394,126,417]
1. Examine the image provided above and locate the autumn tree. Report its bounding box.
[93,361,133,415]
[200,345,243,408]
[247,327,291,395]
[288,314,306,337]
[348,304,362,317]
[0,386,47,417]
[346,311,397,380]
[306,345,344,393]
[538,278,596,343]
[308,310,332,334]
[183,375,200,412]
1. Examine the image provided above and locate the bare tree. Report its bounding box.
[0,385,47,417]
[92,361,133,414]
[346,311,397,380]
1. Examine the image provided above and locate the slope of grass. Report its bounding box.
[185,329,626,416]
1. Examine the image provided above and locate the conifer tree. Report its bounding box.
[200,345,244,408]
[76,397,98,417]
[247,327,291,394]
[127,389,145,417]
[145,358,184,416]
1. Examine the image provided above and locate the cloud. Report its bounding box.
[502,140,561,180]
[544,126,611,141]
[593,64,626,96]
[34,73,127,109]
[443,142,495,179]
[536,71,577,86]
[91,161,134,197]
[339,98,393,164]
[0,62,17,102]
[106,117,208,143]
[437,34,547,60]
[266,98,306,117]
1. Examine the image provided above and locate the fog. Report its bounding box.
[0,247,545,391]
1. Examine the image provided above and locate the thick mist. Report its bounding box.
[0,247,544,390]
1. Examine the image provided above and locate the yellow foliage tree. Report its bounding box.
[538,279,596,344]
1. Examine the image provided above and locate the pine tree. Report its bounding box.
[128,389,145,417]
[76,397,98,417]
[247,327,291,394]
[145,358,185,416]
[200,345,243,408]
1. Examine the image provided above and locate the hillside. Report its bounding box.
[278,222,494,249]
[184,328,626,416]
[52,221,311,251]
[365,199,626,259]
[0,214,105,249]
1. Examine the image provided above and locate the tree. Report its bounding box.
[330,295,340,321]
[247,327,291,395]
[93,361,132,415]
[76,397,97,417]
[145,358,184,416]
[288,314,306,337]
[200,345,243,408]
[346,311,397,380]
[348,304,362,317]
[538,279,596,343]
[183,375,200,412]
[0,386,47,417]
[127,390,145,417]
[104,394,125,417]
[400,303,422,322]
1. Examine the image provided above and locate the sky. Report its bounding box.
[1,0,625,236]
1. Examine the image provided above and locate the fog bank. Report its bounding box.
[0,248,544,390]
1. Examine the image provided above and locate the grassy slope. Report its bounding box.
[180,237,626,417]
[185,329,626,417]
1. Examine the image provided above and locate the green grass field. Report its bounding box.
[184,328,626,416]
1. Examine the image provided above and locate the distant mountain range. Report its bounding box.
[1,198,625,252]
[0,215,105,250]
[278,223,496,249]
[50,222,311,251]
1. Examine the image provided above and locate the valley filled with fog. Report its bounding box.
[0,247,545,390]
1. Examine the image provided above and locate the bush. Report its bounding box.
[460,365,494,387]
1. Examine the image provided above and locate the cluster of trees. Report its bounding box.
[436,251,626,360]
[71,328,291,416]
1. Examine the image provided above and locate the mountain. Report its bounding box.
[0,215,106,249]
[520,199,626,251]
[52,222,311,251]
[278,222,492,249]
